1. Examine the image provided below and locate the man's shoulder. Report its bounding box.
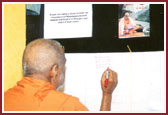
[47,90,79,102]
[40,90,87,111]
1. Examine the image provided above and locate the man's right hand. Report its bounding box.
[101,68,118,95]
[100,68,118,111]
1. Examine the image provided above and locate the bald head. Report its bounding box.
[124,12,130,20]
[23,39,65,76]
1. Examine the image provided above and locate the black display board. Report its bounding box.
[26,4,164,53]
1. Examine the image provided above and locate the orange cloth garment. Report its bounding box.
[4,77,88,111]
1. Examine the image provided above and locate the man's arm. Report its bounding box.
[100,68,118,111]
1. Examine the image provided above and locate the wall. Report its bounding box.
[4,4,26,91]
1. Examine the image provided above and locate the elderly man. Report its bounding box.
[4,39,118,111]
[119,12,141,37]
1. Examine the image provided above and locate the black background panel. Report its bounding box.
[26,4,164,53]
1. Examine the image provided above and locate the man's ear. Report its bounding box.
[49,64,60,79]
[49,64,61,89]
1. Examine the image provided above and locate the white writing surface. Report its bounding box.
[44,4,92,39]
[64,52,165,113]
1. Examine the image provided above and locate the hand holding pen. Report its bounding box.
[101,67,118,95]
[100,67,118,111]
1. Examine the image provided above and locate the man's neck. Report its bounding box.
[26,74,50,83]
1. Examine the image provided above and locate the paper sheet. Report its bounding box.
[64,52,165,112]
[44,4,92,39]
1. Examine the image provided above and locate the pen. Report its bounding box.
[104,69,109,88]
